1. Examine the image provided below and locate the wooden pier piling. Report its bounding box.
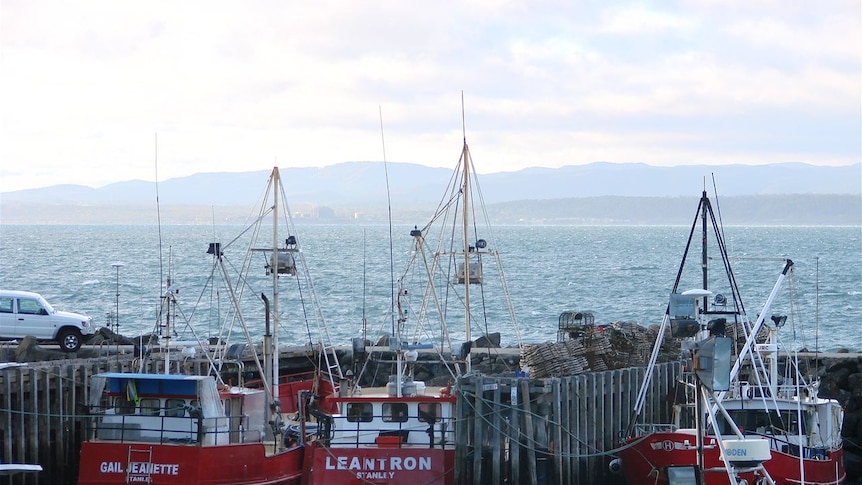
[455,362,680,485]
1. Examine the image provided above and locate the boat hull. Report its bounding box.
[302,442,454,485]
[618,431,845,485]
[78,441,303,485]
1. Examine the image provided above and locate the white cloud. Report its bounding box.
[598,5,697,35]
[0,0,858,191]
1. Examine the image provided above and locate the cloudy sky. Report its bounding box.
[1,1,859,192]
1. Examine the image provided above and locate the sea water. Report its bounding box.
[1,224,859,352]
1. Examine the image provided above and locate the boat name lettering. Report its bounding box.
[324,456,432,472]
[98,461,180,476]
[754,344,777,352]
[651,440,687,451]
[356,471,396,480]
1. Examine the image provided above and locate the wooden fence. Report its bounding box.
[455,362,680,485]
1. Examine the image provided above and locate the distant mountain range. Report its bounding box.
[2,162,860,225]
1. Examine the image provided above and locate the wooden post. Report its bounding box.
[454,376,468,484]
[28,367,38,471]
[521,379,537,484]
[2,368,8,468]
[567,376,574,485]
[472,376,483,482]
[602,371,614,464]
[576,372,590,484]
[491,379,502,484]
[510,377,520,485]
[40,364,51,475]
[552,378,563,485]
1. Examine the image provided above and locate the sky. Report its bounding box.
[1,1,860,192]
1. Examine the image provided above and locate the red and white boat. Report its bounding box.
[78,167,339,485]
[616,190,845,485]
[301,381,457,485]
[77,372,307,485]
[301,123,522,484]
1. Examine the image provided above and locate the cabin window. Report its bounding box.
[165,398,187,417]
[781,411,803,435]
[139,398,161,416]
[382,403,408,423]
[715,409,805,435]
[0,297,13,313]
[347,403,373,423]
[418,402,441,423]
[114,397,135,415]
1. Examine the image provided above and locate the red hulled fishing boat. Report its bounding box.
[616,189,845,485]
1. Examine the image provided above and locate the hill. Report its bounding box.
[2,162,860,225]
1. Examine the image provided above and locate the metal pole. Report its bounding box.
[112,262,124,361]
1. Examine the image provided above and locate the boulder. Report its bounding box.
[474,332,501,348]
[14,336,66,362]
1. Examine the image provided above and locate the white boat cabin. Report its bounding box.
[325,391,456,449]
[88,373,268,446]
[714,395,844,459]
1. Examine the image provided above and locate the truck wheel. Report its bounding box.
[58,328,83,352]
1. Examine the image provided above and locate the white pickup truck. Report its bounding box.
[0,290,95,352]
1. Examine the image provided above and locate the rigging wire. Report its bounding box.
[291,271,313,346]
[465,142,493,356]
[345,107,397,391]
[380,106,397,346]
[153,133,166,343]
[211,204,217,340]
[813,260,821,343]
[362,229,367,353]
[710,173,726,240]
[155,133,163,298]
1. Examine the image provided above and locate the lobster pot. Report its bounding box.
[557,311,595,342]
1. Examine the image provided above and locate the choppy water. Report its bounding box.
[1,224,860,352]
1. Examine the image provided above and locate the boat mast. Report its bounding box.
[271,167,280,405]
[161,248,176,374]
[626,188,720,436]
[701,189,709,292]
[163,258,172,374]
[696,188,709,476]
[461,137,471,373]
[460,94,472,373]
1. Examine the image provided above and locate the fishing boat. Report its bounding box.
[616,189,846,485]
[300,123,523,485]
[77,167,337,485]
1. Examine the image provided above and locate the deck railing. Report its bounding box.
[322,412,456,448]
[84,409,251,445]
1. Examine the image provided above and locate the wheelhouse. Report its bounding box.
[86,373,268,446]
[324,393,456,448]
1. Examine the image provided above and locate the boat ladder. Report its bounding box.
[125,446,153,484]
[318,342,343,393]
